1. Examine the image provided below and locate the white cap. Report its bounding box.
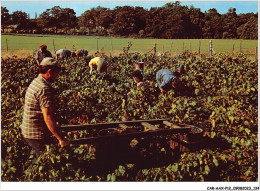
[40,57,60,68]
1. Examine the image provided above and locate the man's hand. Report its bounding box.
[42,107,70,148]
[160,88,165,95]
[59,139,70,148]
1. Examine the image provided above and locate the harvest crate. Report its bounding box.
[61,119,204,154]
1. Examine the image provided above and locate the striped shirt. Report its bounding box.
[21,75,54,139]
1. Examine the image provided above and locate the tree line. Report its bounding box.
[1,2,258,39]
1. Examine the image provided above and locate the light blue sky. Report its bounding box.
[1,1,259,18]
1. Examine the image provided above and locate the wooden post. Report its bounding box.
[154,42,156,55]
[255,47,258,61]
[240,40,242,53]
[232,43,235,56]
[97,38,99,52]
[53,39,55,52]
[110,39,113,57]
[209,40,213,57]
[6,38,8,52]
[170,42,173,55]
[199,40,201,55]
[162,45,164,54]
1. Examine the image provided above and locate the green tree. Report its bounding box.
[61,8,78,34]
[27,20,38,33]
[95,7,113,35]
[93,7,111,28]
[78,7,107,35]
[146,3,192,39]
[78,10,93,34]
[1,6,11,33]
[133,7,148,36]
[145,7,164,38]
[221,8,238,39]
[237,16,258,39]
[39,6,63,33]
[188,6,204,38]
[111,6,136,36]
[10,11,28,32]
[202,8,223,39]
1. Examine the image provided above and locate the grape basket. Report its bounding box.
[61,119,204,161]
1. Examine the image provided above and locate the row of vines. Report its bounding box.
[1,51,258,181]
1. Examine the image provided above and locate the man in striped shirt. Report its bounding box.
[21,57,69,157]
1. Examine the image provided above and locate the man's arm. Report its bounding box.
[89,60,93,74]
[156,71,162,89]
[46,50,52,58]
[36,51,40,66]
[159,79,167,89]
[42,107,70,147]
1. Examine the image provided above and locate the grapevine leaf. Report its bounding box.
[205,165,210,175]
[213,158,219,167]
[245,128,251,135]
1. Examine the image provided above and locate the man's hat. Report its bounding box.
[133,62,144,70]
[40,57,61,68]
[40,44,47,49]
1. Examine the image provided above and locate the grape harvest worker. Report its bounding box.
[133,62,144,73]
[132,70,147,88]
[89,57,108,74]
[55,49,72,60]
[156,69,179,95]
[74,49,88,59]
[35,44,52,66]
[127,70,148,95]
[21,57,70,158]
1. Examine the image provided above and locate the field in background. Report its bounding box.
[1,34,258,58]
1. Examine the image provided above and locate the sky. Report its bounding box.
[1,0,259,18]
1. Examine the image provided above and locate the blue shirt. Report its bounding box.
[156,69,176,89]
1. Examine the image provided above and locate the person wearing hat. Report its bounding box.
[127,70,148,96]
[35,44,52,66]
[21,57,70,158]
[132,70,146,88]
[156,69,179,95]
[89,57,107,74]
[55,49,72,60]
[133,61,144,78]
[133,62,144,73]
[74,49,88,59]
